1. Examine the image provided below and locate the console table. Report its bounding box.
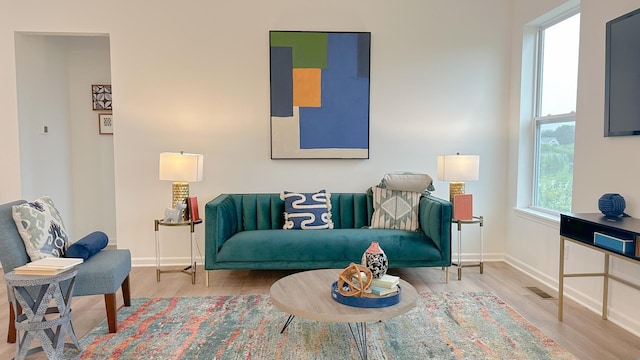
[558,213,640,321]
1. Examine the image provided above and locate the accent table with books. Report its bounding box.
[4,267,82,359]
[270,269,417,360]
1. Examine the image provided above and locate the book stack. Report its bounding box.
[370,274,400,296]
[353,273,400,297]
[14,257,83,276]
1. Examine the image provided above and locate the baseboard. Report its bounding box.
[452,252,503,263]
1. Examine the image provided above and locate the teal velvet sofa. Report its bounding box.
[204,193,452,286]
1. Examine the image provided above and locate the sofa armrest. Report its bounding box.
[419,195,452,261]
[205,194,238,258]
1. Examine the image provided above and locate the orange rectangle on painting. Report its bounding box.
[453,194,473,220]
[293,68,321,107]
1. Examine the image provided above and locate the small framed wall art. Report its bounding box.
[92,84,112,110]
[98,113,113,135]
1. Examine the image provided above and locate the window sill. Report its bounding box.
[513,207,560,228]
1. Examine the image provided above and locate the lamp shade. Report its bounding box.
[437,154,480,182]
[159,152,204,182]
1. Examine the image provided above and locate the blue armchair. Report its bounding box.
[0,200,131,343]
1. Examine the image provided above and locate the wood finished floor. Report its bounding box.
[1,262,639,359]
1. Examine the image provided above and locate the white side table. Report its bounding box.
[154,219,202,284]
[452,215,484,280]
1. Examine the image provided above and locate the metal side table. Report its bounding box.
[155,219,202,284]
[4,268,81,360]
[452,216,484,280]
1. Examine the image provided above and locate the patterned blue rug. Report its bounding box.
[64,292,576,359]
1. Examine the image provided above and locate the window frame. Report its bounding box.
[530,9,579,215]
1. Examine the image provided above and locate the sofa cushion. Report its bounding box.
[12,195,69,260]
[281,190,334,230]
[215,229,440,263]
[370,187,420,231]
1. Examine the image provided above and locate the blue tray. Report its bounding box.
[331,281,400,308]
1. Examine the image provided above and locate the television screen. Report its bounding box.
[605,7,640,137]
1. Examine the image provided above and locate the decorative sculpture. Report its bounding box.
[163,201,187,223]
[338,263,372,297]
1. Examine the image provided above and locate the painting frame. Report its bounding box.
[269,31,371,159]
[92,84,112,111]
[98,113,113,135]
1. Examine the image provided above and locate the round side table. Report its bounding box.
[154,219,202,284]
[452,215,484,280]
[4,268,81,359]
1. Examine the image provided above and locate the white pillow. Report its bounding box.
[380,172,435,193]
[12,195,69,260]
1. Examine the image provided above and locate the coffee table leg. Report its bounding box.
[348,322,368,360]
[280,314,295,334]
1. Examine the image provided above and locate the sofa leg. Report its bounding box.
[7,303,16,343]
[205,270,210,287]
[445,267,450,283]
[105,293,117,333]
[122,275,131,307]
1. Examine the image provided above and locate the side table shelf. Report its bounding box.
[154,219,202,285]
[452,216,484,280]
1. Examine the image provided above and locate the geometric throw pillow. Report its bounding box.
[281,190,334,230]
[370,186,421,231]
[12,195,69,260]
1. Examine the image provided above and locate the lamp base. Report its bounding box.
[449,182,465,203]
[172,182,189,206]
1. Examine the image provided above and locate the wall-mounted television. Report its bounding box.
[605,7,640,137]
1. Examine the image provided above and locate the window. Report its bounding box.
[532,12,580,213]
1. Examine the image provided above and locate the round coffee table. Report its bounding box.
[270,269,417,360]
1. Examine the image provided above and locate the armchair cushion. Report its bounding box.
[72,249,131,296]
[12,196,69,260]
[66,231,109,261]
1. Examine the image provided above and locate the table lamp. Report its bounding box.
[159,151,204,206]
[437,153,479,203]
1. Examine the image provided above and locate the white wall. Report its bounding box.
[0,0,512,268]
[13,34,115,241]
[14,34,73,220]
[508,0,640,336]
[66,36,115,241]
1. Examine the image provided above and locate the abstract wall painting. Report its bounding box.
[270,31,371,159]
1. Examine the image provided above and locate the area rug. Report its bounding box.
[64,292,575,359]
